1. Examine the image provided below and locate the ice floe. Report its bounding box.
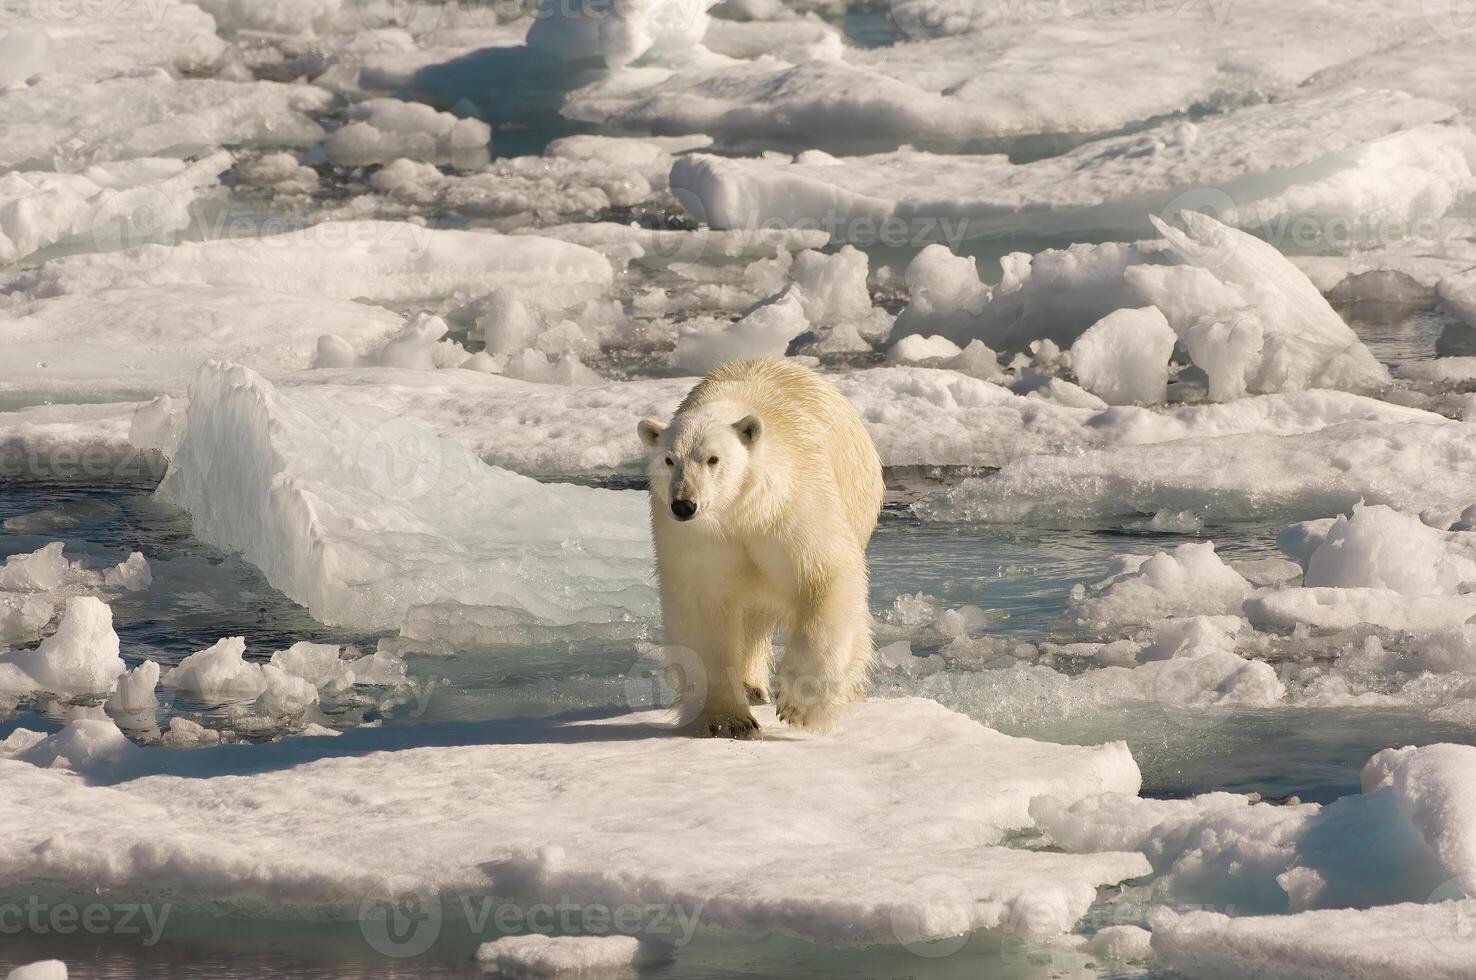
[892,211,1391,396]
[670,91,1474,243]
[1151,901,1476,980]
[324,98,492,169]
[567,2,1432,149]
[476,934,664,976]
[1,74,330,172]
[0,596,124,697]
[0,286,408,404]
[0,0,221,83]
[0,152,230,266]
[1034,742,1476,916]
[156,362,655,643]
[12,221,613,309]
[0,699,1147,944]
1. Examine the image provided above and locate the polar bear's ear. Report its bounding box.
[734,415,762,446]
[637,419,665,448]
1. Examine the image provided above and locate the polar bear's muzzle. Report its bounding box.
[670,499,698,521]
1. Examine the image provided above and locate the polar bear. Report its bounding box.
[637,358,884,737]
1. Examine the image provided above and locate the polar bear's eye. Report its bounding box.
[664,456,674,466]
[707,456,719,466]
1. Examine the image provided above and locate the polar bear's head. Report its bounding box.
[637,410,762,523]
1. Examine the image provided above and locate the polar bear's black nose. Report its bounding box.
[671,499,697,521]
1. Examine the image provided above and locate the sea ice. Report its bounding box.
[526,0,716,69]
[1303,505,1473,596]
[0,0,221,83]
[1,74,330,171]
[894,212,1390,396]
[256,366,1431,482]
[476,934,660,976]
[324,98,491,169]
[918,418,1476,528]
[161,637,269,704]
[1033,742,1476,915]
[193,0,344,35]
[1068,307,1176,406]
[569,2,1431,149]
[1151,901,1476,979]
[669,91,1470,243]
[16,222,614,309]
[0,593,54,647]
[107,661,161,717]
[0,153,230,266]
[0,543,69,592]
[1065,544,1253,630]
[156,363,655,642]
[4,962,66,980]
[0,596,124,697]
[671,289,810,372]
[103,553,152,593]
[0,699,1147,944]
[0,286,408,403]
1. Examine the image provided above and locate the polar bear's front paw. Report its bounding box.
[743,683,769,705]
[775,693,841,733]
[694,709,760,740]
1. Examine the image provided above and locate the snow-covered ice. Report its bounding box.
[1,74,329,171]
[13,221,614,308]
[0,286,408,404]
[0,699,1147,944]
[4,963,67,980]
[1151,901,1476,980]
[476,934,660,976]
[892,212,1391,396]
[0,152,230,266]
[670,91,1473,243]
[324,98,491,169]
[0,596,124,697]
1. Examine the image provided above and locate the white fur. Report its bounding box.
[637,358,884,736]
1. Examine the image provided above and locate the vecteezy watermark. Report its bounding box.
[0,440,169,483]
[0,897,172,946]
[1421,0,1476,38]
[1422,875,1476,960]
[359,887,703,959]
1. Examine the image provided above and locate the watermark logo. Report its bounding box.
[1422,876,1476,960]
[623,643,708,726]
[1422,0,1476,37]
[359,883,443,958]
[890,873,972,958]
[0,897,172,946]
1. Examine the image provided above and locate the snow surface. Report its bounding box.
[0,699,1147,944]
[0,153,230,266]
[156,362,655,643]
[1,74,329,172]
[918,418,1476,528]
[221,367,1436,481]
[4,964,66,980]
[1033,742,1476,914]
[476,934,658,976]
[12,221,614,307]
[669,91,1472,242]
[892,212,1391,396]
[0,596,124,697]
[0,0,221,83]
[0,287,407,404]
[1151,901,1476,980]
